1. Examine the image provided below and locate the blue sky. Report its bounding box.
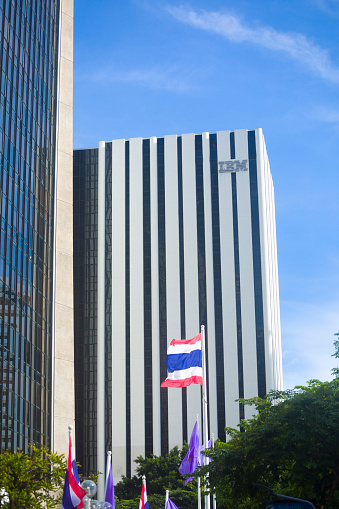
[74,0,339,389]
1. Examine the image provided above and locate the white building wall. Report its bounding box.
[217,130,239,431]
[256,129,283,391]
[150,137,161,456]
[234,130,258,419]
[53,0,75,458]
[129,138,145,468]
[181,133,201,435]
[202,132,218,439]
[164,135,183,449]
[111,139,127,478]
[256,128,274,392]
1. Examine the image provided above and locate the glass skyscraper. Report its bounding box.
[0,0,74,455]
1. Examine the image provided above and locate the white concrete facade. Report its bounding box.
[52,0,75,458]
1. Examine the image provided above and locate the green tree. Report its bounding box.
[115,445,198,509]
[202,375,339,508]
[331,332,339,378]
[0,444,67,508]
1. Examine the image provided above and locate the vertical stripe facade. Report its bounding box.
[209,134,226,440]
[165,135,182,451]
[105,142,113,456]
[177,137,188,444]
[143,139,153,456]
[157,138,169,456]
[124,141,131,477]
[73,129,283,481]
[230,132,245,422]
[112,139,127,477]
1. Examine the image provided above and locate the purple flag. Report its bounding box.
[166,498,179,509]
[179,421,199,483]
[105,453,115,508]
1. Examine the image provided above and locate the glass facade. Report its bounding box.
[73,148,98,474]
[105,142,112,461]
[209,133,226,441]
[157,137,169,456]
[177,136,188,444]
[124,140,131,477]
[195,134,209,434]
[230,140,245,423]
[0,0,60,452]
[143,139,153,457]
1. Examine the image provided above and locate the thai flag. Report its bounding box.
[62,434,87,509]
[161,333,203,388]
[139,480,150,509]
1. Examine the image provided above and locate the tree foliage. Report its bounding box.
[202,378,339,509]
[0,444,67,508]
[115,445,198,509]
[331,332,339,378]
[116,336,339,509]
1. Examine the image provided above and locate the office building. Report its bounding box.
[73,129,283,481]
[0,0,74,456]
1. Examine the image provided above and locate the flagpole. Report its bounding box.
[212,433,217,509]
[68,424,72,473]
[197,463,201,509]
[197,414,201,509]
[165,489,169,509]
[201,325,210,509]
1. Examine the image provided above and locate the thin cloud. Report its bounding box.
[166,6,339,83]
[312,105,339,123]
[281,299,339,389]
[76,65,196,93]
[312,0,339,17]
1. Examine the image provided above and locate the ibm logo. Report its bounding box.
[218,160,248,173]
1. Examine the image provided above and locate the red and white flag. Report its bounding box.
[139,478,150,509]
[161,333,203,388]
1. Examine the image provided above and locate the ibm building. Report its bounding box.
[73,128,283,481]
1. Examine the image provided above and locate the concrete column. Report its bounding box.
[53,0,75,457]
